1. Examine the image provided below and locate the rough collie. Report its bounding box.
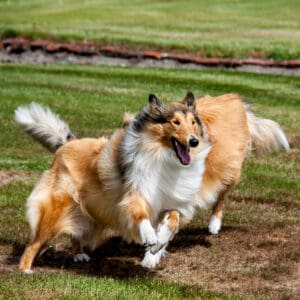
[15,92,289,273]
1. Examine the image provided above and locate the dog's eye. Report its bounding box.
[192,120,195,125]
[173,120,180,125]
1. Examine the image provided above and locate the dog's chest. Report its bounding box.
[127,151,207,218]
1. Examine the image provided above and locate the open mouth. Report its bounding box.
[171,138,191,165]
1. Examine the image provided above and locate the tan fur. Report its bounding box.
[167,211,180,232]
[19,133,158,271]
[19,93,288,271]
[20,138,109,271]
[194,94,250,228]
[159,111,201,149]
[142,108,203,154]
[122,112,135,128]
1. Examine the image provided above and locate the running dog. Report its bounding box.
[15,93,289,272]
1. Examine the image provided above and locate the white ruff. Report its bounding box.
[122,126,211,222]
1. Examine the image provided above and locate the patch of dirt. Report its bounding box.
[289,135,300,149]
[0,170,26,187]
[162,226,300,298]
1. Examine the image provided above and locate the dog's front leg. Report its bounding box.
[119,192,157,247]
[141,210,180,269]
[139,219,157,247]
[151,210,180,254]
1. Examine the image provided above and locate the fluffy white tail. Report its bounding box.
[15,102,75,153]
[246,109,289,154]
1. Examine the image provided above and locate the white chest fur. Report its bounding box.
[122,130,210,221]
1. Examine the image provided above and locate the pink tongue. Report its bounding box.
[177,142,190,165]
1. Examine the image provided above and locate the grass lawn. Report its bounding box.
[0,0,300,60]
[0,63,299,299]
[1,274,248,300]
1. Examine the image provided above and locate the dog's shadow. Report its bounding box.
[8,226,234,278]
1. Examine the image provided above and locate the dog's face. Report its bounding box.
[133,92,205,165]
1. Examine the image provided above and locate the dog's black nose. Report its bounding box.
[189,136,199,147]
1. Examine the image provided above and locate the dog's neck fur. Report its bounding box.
[120,122,211,222]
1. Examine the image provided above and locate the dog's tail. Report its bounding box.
[245,106,289,155]
[15,102,75,153]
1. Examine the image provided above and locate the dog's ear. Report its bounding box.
[147,94,166,121]
[182,91,195,108]
[149,94,163,108]
[148,94,164,113]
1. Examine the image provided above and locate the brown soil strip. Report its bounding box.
[1,38,300,74]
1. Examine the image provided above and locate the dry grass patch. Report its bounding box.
[288,134,300,149]
[0,170,26,187]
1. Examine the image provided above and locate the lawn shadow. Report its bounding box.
[6,237,154,278]
[168,227,212,251]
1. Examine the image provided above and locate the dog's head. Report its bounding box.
[132,92,207,166]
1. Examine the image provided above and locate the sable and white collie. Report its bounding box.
[15,92,289,273]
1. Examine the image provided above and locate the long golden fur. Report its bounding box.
[15,93,289,272]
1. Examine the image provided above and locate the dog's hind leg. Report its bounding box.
[19,204,53,273]
[208,189,229,234]
[141,210,180,268]
[19,214,58,274]
[71,237,90,263]
[19,234,47,274]
[19,193,74,273]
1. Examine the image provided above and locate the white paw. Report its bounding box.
[22,269,34,274]
[208,215,222,234]
[140,248,167,269]
[150,213,177,254]
[73,253,91,263]
[139,219,157,246]
[157,214,177,245]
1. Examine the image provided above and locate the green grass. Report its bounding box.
[0,63,299,298]
[0,63,299,201]
[0,274,254,300]
[1,0,300,60]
